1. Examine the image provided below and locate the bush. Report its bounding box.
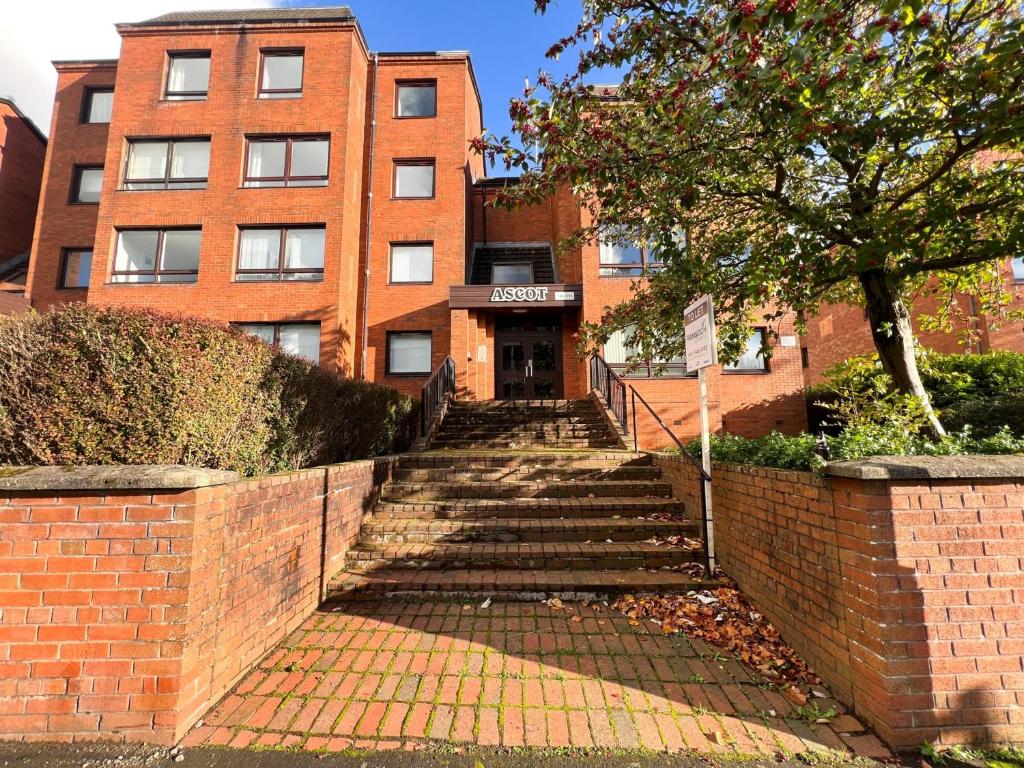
[0,305,418,476]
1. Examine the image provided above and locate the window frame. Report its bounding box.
[243,135,330,188]
[491,262,535,285]
[385,331,433,376]
[234,322,321,364]
[69,164,104,204]
[388,241,434,285]
[258,48,304,98]
[58,247,93,289]
[392,158,436,200]
[122,138,211,191]
[111,227,201,284]
[598,239,664,277]
[394,79,437,119]
[164,50,211,100]
[603,326,693,379]
[80,87,114,124]
[235,225,326,282]
[723,327,771,374]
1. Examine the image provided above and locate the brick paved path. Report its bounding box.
[183,601,890,758]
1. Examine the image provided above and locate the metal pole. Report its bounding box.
[630,388,638,452]
[698,367,716,572]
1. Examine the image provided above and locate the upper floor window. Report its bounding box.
[237,226,325,281]
[259,50,303,98]
[237,322,321,365]
[492,263,533,285]
[396,80,436,118]
[393,159,435,199]
[166,52,211,100]
[71,166,103,204]
[604,325,690,378]
[244,136,329,187]
[390,243,433,284]
[724,329,769,373]
[599,238,663,277]
[1013,256,1024,283]
[113,228,201,284]
[60,249,92,289]
[82,88,113,124]
[124,139,210,190]
[387,331,432,375]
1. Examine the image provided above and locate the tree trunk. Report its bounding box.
[858,270,946,437]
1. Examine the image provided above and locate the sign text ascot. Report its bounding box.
[489,286,549,302]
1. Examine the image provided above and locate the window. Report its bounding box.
[604,325,690,378]
[394,160,435,198]
[1013,256,1024,282]
[237,323,320,364]
[236,226,325,281]
[599,238,664,277]
[244,137,329,187]
[59,249,92,289]
[725,329,769,372]
[112,228,201,283]
[396,80,436,117]
[259,50,303,98]
[165,53,210,100]
[71,166,103,203]
[492,263,534,285]
[387,332,432,374]
[390,243,433,283]
[124,139,210,190]
[82,88,114,123]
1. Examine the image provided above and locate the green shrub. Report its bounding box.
[0,305,418,475]
[941,394,1024,439]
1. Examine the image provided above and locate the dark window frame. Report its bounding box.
[122,138,211,190]
[392,158,436,200]
[243,135,330,188]
[69,164,104,204]
[58,247,94,289]
[258,48,304,98]
[603,326,693,379]
[491,262,535,285]
[235,225,326,282]
[164,50,212,100]
[388,241,434,285]
[598,240,664,278]
[385,330,433,376]
[394,79,437,119]
[723,327,771,374]
[112,227,201,284]
[80,87,114,124]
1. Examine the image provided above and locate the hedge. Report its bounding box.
[0,305,418,476]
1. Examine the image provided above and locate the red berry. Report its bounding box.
[738,0,757,16]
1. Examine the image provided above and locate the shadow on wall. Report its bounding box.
[367,300,452,398]
[720,390,808,437]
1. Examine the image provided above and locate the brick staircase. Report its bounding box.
[327,399,706,601]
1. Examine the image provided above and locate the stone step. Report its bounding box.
[430,439,621,449]
[399,451,650,469]
[435,428,613,439]
[448,399,589,409]
[360,517,697,544]
[325,568,713,601]
[371,496,686,520]
[384,479,673,500]
[392,465,661,482]
[345,541,702,571]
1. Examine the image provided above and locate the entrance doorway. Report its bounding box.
[494,316,563,399]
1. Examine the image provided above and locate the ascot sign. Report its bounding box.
[490,286,549,302]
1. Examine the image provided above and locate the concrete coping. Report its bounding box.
[0,465,240,491]
[825,455,1024,481]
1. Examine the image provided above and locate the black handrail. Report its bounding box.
[421,356,456,436]
[589,355,629,435]
[627,384,713,574]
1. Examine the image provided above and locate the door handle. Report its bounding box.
[526,360,533,378]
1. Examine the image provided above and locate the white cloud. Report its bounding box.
[0,0,273,133]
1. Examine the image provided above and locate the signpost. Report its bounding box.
[684,295,717,571]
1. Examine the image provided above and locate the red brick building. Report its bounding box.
[0,96,47,294]
[25,6,807,447]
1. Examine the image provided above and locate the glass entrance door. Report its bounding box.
[494,317,563,399]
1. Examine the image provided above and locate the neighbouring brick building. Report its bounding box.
[25,5,807,447]
[0,96,47,294]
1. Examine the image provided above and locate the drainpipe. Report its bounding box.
[360,53,380,380]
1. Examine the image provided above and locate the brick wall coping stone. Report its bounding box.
[0,464,240,490]
[824,454,1024,480]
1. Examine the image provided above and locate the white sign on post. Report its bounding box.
[683,294,717,572]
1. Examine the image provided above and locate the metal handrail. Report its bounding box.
[589,355,629,435]
[421,356,456,436]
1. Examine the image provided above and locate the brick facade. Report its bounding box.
[0,458,396,744]
[0,99,46,268]
[655,453,1024,749]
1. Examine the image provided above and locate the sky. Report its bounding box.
[0,0,600,145]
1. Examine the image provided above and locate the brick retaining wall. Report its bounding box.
[0,458,396,744]
[653,453,1024,749]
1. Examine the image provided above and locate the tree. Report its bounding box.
[477,0,1024,435]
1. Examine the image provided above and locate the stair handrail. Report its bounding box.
[589,355,629,435]
[626,385,713,574]
[421,356,456,436]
